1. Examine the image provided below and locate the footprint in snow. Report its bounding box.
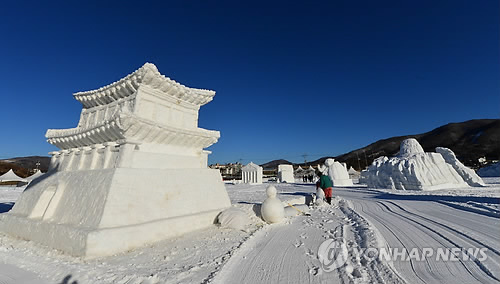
[305,249,315,257]
[309,266,322,276]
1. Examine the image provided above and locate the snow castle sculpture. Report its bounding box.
[360,138,482,190]
[319,158,353,186]
[0,63,231,257]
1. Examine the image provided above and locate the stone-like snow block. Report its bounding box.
[278,165,294,183]
[0,63,230,257]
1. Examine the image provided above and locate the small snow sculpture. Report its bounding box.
[361,138,469,190]
[315,187,325,206]
[261,185,284,223]
[278,164,294,183]
[241,162,263,184]
[435,147,485,187]
[318,158,353,186]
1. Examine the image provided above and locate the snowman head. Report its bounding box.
[266,185,277,198]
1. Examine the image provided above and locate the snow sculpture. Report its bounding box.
[361,138,468,190]
[315,187,325,206]
[241,162,263,184]
[217,207,251,231]
[435,147,485,187]
[260,185,284,223]
[319,158,353,186]
[278,164,294,183]
[0,63,231,257]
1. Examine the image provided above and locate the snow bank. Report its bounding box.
[435,147,485,186]
[478,163,500,177]
[361,139,469,190]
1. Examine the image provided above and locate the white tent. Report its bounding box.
[26,170,45,183]
[294,166,305,178]
[348,166,360,178]
[0,169,26,183]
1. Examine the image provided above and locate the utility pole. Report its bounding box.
[302,154,308,165]
[356,152,361,171]
[35,160,41,174]
[363,150,368,169]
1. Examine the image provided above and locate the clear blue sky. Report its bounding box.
[1,0,498,165]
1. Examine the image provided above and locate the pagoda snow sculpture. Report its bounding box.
[0,63,231,257]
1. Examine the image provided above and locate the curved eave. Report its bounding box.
[46,113,219,150]
[73,63,215,109]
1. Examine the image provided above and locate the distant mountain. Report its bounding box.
[325,119,499,170]
[262,119,500,171]
[0,156,50,177]
[260,159,293,170]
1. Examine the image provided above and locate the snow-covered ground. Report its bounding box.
[0,179,499,283]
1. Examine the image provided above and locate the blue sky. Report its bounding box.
[1,0,498,165]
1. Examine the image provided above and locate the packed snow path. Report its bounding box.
[213,198,406,283]
[333,188,500,284]
[216,184,500,283]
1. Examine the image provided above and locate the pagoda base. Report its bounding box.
[0,168,230,258]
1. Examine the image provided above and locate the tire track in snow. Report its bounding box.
[377,201,499,282]
[335,189,500,284]
[385,200,500,256]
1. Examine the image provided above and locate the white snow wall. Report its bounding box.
[1,168,229,257]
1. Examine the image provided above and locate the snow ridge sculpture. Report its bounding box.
[319,158,353,186]
[0,63,231,257]
[361,138,479,190]
[435,147,485,187]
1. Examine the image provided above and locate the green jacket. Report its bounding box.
[319,175,333,189]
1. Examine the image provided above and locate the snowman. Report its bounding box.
[261,185,285,223]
